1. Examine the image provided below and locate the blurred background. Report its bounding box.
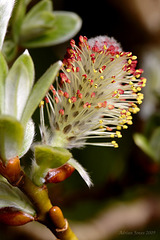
[1,0,160,239]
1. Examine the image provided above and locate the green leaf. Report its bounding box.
[4,50,34,120]
[0,115,24,162]
[19,119,35,158]
[2,40,18,63]
[21,11,82,48]
[0,52,8,114]
[32,145,72,186]
[21,60,62,126]
[34,145,72,168]
[0,178,35,216]
[149,127,160,162]
[133,133,156,161]
[20,0,55,43]
[11,0,26,43]
[0,0,15,49]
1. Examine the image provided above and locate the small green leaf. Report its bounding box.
[0,178,35,216]
[133,133,156,160]
[149,127,160,161]
[0,115,24,162]
[20,11,55,42]
[21,11,82,48]
[0,52,8,114]
[11,0,26,43]
[34,145,72,168]
[21,60,62,126]
[0,0,15,49]
[4,50,34,120]
[19,119,35,158]
[20,0,53,43]
[2,40,18,63]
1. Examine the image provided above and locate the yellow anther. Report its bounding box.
[99,120,103,124]
[114,143,119,148]
[100,76,104,80]
[127,52,132,57]
[122,114,126,119]
[132,55,137,60]
[123,125,128,129]
[127,120,133,125]
[117,126,122,130]
[129,81,133,85]
[116,54,119,58]
[39,101,44,107]
[127,116,132,120]
[66,68,71,72]
[110,134,115,138]
[99,125,103,129]
[103,45,107,50]
[111,141,116,144]
[94,84,98,88]
[93,69,97,73]
[68,99,72,103]
[128,59,132,64]
[137,87,141,91]
[135,74,140,78]
[116,131,122,138]
[121,109,126,114]
[126,111,131,116]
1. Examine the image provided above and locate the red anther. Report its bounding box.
[70,39,75,48]
[45,97,49,103]
[55,97,59,103]
[59,109,64,115]
[82,74,87,78]
[76,67,80,72]
[118,89,124,95]
[102,101,107,108]
[71,96,77,103]
[79,35,84,43]
[64,92,69,98]
[91,92,95,98]
[58,90,64,96]
[108,104,115,110]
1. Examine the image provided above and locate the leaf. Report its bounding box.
[19,119,35,158]
[21,11,82,48]
[20,11,55,42]
[34,145,72,168]
[32,145,72,186]
[0,0,15,49]
[11,0,26,43]
[0,115,24,162]
[149,127,160,162]
[68,158,93,188]
[0,178,35,216]
[20,0,55,43]
[21,60,62,126]
[2,39,18,63]
[0,52,8,114]
[133,133,156,161]
[4,50,34,120]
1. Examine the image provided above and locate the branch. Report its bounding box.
[0,157,78,240]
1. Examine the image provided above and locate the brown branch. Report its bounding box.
[0,157,78,240]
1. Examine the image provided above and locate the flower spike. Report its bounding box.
[40,35,145,150]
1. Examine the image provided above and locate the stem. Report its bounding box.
[0,157,78,240]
